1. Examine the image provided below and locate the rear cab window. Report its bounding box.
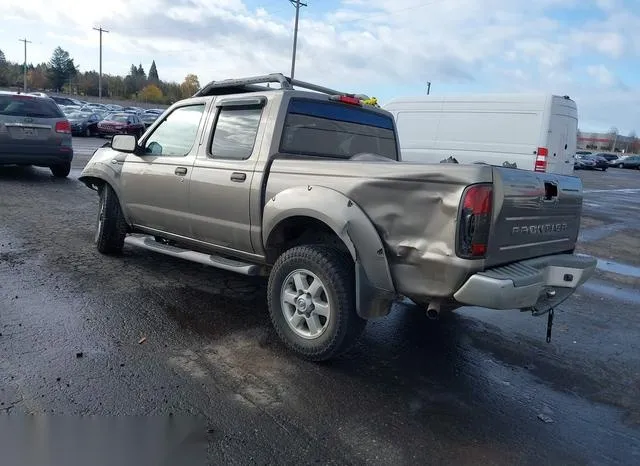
[280,98,398,160]
[209,106,263,160]
[0,95,63,119]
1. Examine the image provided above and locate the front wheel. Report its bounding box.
[618,163,624,168]
[267,245,366,361]
[95,184,128,254]
[50,162,71,178]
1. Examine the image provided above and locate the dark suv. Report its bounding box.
[0,92,74,177]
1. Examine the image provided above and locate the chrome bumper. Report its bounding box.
[453,254,597,312]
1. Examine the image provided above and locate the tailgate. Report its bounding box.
[486,167,583,267]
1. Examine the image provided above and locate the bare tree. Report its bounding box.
[608,126,618,152]
[628,130,638,154]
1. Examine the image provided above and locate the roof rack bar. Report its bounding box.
[194,74,292,97]
[286,78,344,96]
[193,72,362,98]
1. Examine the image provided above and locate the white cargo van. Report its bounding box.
[384,94,578,175]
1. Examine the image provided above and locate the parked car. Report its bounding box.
[67,111,102,137]
[123,106,144,115]
[84,103,109,112]
[591,152,622,166]
[140,111,160,128]
[615,155,640,169]
[586,154,608,171]
[384,94,578,174]
[51,96,79,107]
[96,113,145,138]
[61,105,83,116]
[79,72,596,361]
[0,91,73,177]
[574,154,596,170]
[106,104,124,111]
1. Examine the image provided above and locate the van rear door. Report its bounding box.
[545,97,577,175]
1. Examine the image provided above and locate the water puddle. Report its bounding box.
[578,223,629,242]
[582,280,640,305]
[596,259,640,279]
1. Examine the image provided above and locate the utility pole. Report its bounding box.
[19,38,32,92]
[427,82,431,95]
[289,0,307,79]
[93,26,109,99]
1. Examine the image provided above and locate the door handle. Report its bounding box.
[175,167,188,176]
[230,172,246,182]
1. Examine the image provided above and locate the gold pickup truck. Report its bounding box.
[79,73,596,361]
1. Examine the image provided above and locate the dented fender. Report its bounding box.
[78,147,132,223]
[263,185,396,319]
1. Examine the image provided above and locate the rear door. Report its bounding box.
[0,94,69,154]
[188,96,268,253]
[545,98,577,175]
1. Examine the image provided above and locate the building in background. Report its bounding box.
[578,130,639,153]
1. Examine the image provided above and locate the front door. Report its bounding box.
[188,99,266,253]
[120,102,207,238]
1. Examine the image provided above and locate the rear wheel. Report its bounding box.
[267,245,366,361]
[50,162,71,178]
[95,184,128,255]
[618,163,624,168]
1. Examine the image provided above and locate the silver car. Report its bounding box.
[0,91,73,177]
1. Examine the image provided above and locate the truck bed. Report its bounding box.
[265,158,583,300]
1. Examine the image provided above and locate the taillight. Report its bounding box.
[535,147,548,172]
[55,120,71,134]
[457,184,493,259]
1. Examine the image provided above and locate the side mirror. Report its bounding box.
[111,134,137,153]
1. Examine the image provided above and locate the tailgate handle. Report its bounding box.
[544,182,558,201]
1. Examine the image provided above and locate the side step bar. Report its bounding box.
[124,235,261,276]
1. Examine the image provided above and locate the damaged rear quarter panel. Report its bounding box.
[265,159,493,301]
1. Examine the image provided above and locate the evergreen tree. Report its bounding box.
[148,60,159,84]
[47,47,77,91]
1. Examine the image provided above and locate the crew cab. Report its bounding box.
[79,73,596,361]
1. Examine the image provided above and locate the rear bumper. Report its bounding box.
[0,146,73,166]
[453,254,597,312]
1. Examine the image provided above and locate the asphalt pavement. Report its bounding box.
[1,143,640,465]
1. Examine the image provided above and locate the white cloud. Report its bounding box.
[587,64,616,86]
[0,0,638,132]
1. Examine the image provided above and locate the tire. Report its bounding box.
[50,162,71,178]
[601,167,607,171]
[618,163,624,168]
[95,184,128,255]
[267,245,366,361]
[84,127,91,137]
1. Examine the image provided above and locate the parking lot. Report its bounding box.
[1,138,640,464]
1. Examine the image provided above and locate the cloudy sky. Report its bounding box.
[1,0,638,133]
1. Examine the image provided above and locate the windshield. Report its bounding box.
[0,95,63,118]
[280,98,398,160]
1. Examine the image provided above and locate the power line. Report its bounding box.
[93,26,109,99]
[289,0,307,79]
[18,38,32,92]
